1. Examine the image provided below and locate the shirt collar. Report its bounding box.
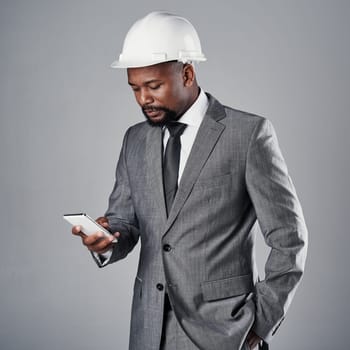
[177,88,209,127]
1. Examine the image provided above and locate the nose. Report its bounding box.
[138,88,154,105]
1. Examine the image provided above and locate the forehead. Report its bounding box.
[127,62,180,84]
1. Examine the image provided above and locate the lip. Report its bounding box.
[144,109,163,119]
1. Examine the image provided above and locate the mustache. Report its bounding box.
[142,105,169,113]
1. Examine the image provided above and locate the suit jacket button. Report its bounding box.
[163,244,172,252]
[156,283,164,291]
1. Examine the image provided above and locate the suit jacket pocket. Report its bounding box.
[201,273,254,301]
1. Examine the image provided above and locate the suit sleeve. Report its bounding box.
[245,118,308,342]
[94,127,140,268]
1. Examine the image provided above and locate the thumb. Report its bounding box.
[101,222,110,229]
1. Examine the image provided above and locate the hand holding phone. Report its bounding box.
[64,213,118,243]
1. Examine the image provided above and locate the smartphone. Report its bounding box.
[63,213,117,243]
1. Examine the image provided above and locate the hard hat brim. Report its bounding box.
[110,57,207,69]
[110,59,170,69]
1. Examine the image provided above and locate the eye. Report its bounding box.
[148,84,161,90]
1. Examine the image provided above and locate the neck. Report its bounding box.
[177,86,200,120]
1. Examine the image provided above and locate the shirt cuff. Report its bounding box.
[92,248,113,267]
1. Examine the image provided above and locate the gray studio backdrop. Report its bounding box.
[1,1,349,349]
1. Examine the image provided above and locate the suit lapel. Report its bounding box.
[145,125,168,223]
[163,94,226,235]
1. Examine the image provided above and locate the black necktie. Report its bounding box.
[163,122,187,216]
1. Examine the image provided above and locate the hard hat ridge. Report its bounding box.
[111,11,206,68]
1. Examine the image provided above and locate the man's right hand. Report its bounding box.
[72,216,120,254]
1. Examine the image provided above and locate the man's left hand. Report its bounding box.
[246,330,263,349]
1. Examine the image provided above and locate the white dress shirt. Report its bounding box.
[97,89,209,265]
[163,88,209,184]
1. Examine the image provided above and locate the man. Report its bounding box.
[72,12,308,350]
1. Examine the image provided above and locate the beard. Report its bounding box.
[142,105,178,127]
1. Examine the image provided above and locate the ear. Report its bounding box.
[182,64,195,87]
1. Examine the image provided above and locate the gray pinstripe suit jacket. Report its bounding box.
[97,93,308,350]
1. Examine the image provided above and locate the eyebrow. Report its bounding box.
[128,79,162,86]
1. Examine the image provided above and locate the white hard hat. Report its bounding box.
[111,11,207,68]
